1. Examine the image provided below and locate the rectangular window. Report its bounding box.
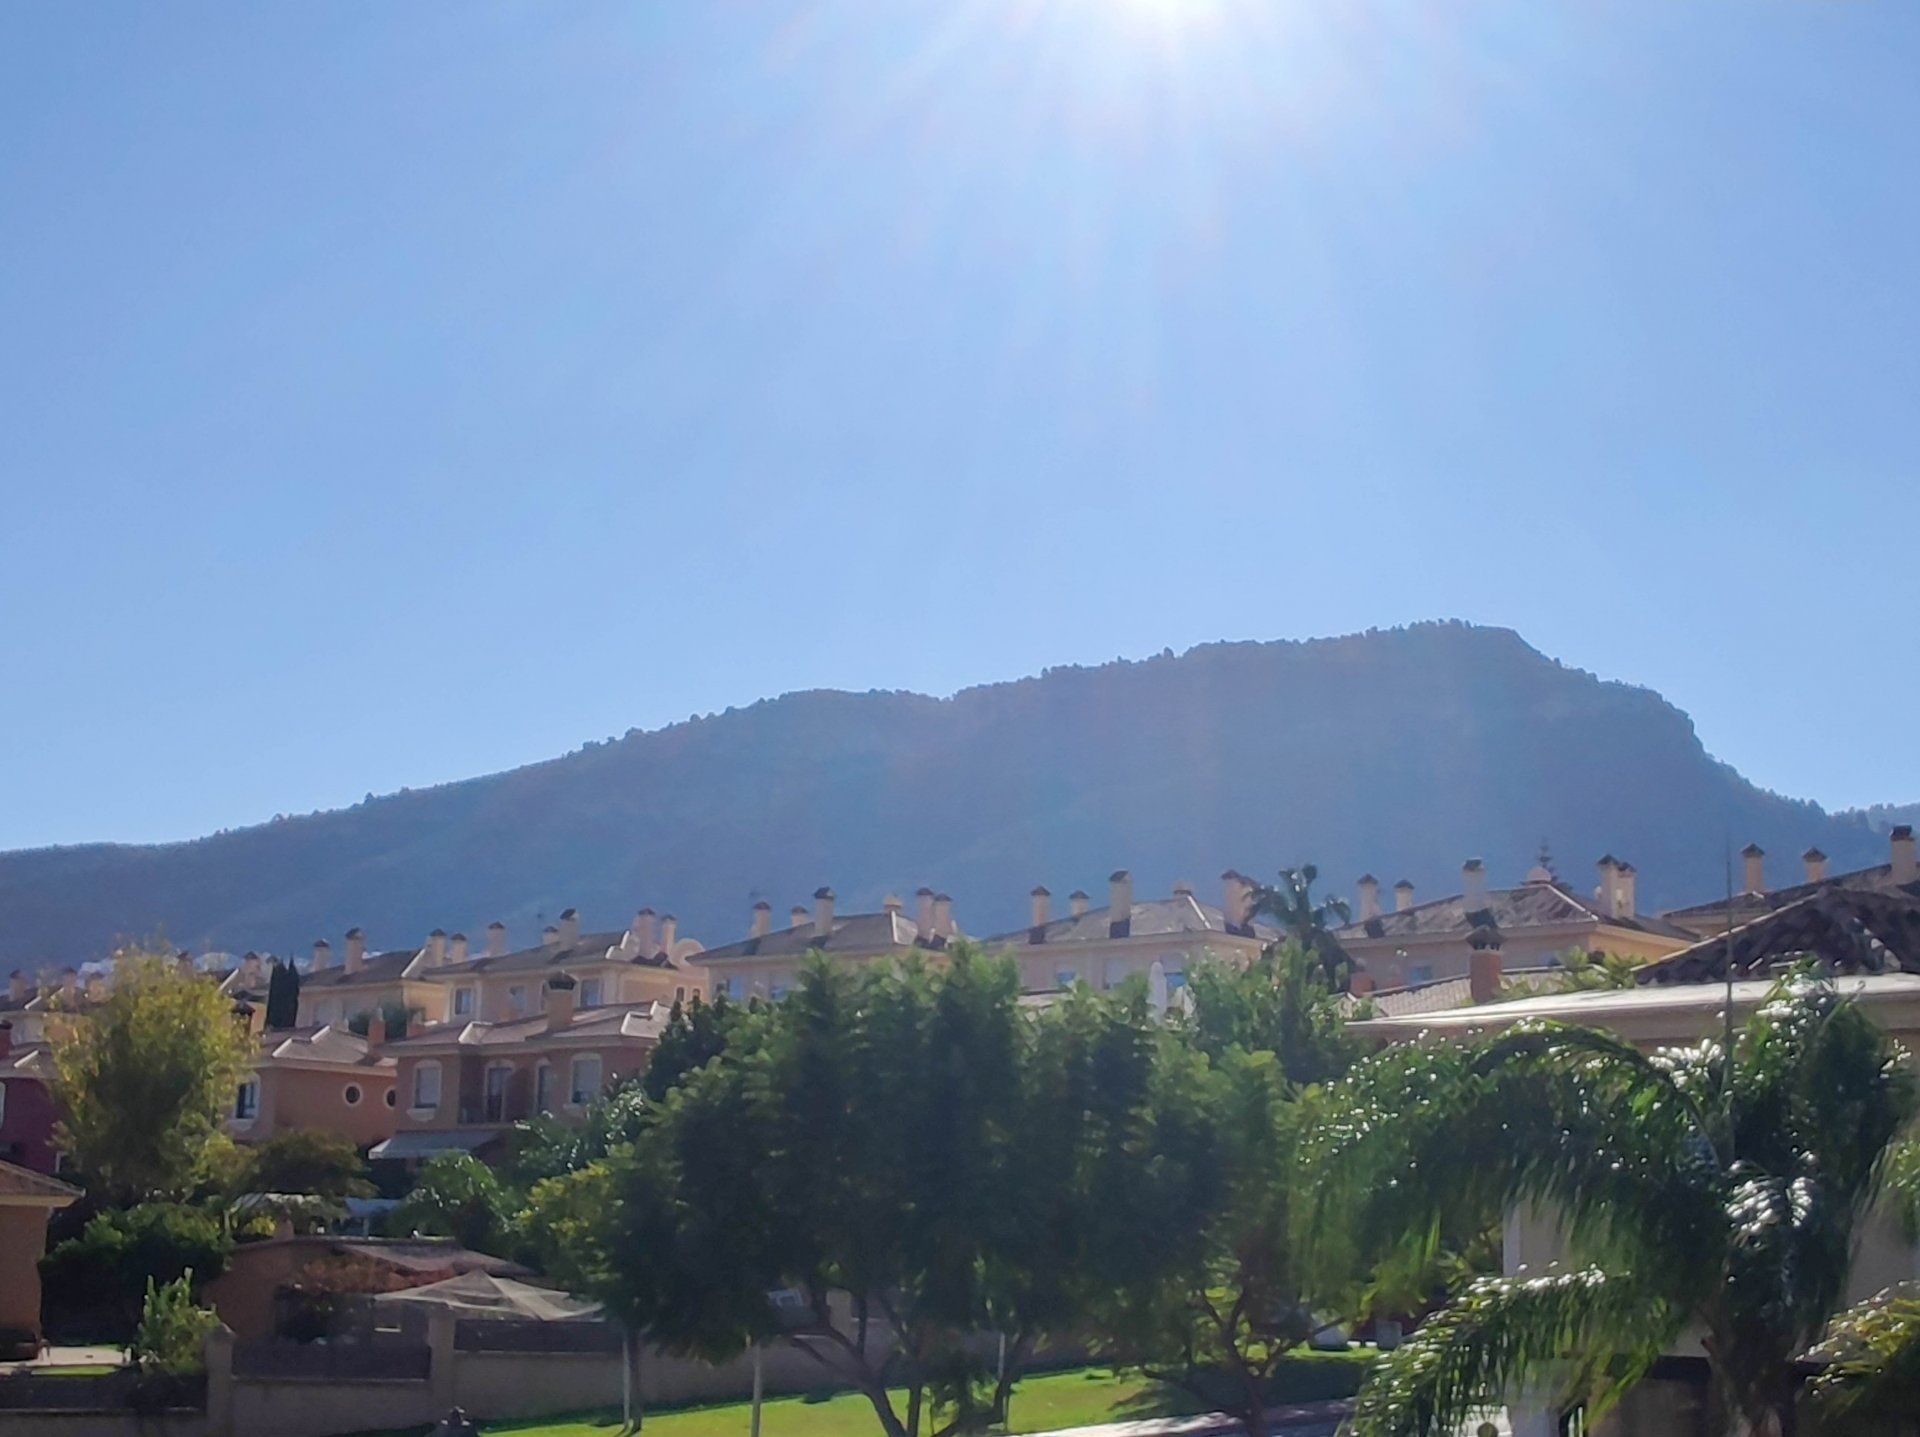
[1409,964,1435,986]
[453,988,474,1017]
[412,1063,441,1110]
[1055,968,1078,989]
[507,985,527,1015]
[570,1054,603,1106]
[535,1065,555,1115]
[579,978,604,1009]
[484,1065,509,1122]
[234,1080,259,1121]
[715,977,734,1000]
[770,981,789,1001]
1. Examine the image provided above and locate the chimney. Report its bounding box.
[933,893,955,940]
[1613,861,1637,919]
[632,908,659,953]
[1743,844,1766,895]
[1220,871,1252,931]
[345,927,366,972]
[1349,973,1377,997]
[1108,871,1133,938]
[1893,826,1918,885]
[1030,886,1052,929]
[789,905,810,931]
[1467,928,1504,1005]
[241,952,264,990]
[1461,859,1487,911]
[915,887,936,942]
[365,1010,386,1048]
[559,908,581,945]
[7,971,27,1005]
[426,930,447,967]
[448,933,468,965]
[1356,874,1381,922]
[84,970,108,1003]
[659,914,679,955]
[486,922,507,958]
[60,969,79,1005]
[545,974,577,1032]
[750,902,772,939]
[542,925,561,947]
[1394,879,1415,912]
[175,951,197,981]
[1069,890,1089,918]
[1595,855,1620,920]
[813,888,837,941]
[312,938,332,972]
[1803,848,1828,884]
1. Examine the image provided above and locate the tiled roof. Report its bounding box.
[0,1044,51,1080]
[429,930,683,979]
[384,1000,666,1051]
[301,948,421,990]
[985,893,1279,946]
[1639,885,1920,985]
[1335,880,1694,943]
[699,910,947,963]
[1663,863,1920,925]
[0,1158,81,1205]
[257,1024,394,1071]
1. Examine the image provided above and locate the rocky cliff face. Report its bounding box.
[0,622,1885,965]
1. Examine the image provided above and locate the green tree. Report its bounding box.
[642,991,744,1102]
[389,1153,511,1253]
[1244,867,1353,990]
[263,959,300,1031]
[40,1203,233,1342]
[48,947,256,1202]
[239,1129,374,1200]
[1183,940,1360,1087]
[1304,974,1920,1437]
[130,1272,219,1377]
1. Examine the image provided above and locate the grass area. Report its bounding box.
[3,1365,122,1377]
[452,1354,1376,1437]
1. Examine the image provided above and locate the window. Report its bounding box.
[452,988,475,1018]
[343,1084,362,1107]
[411,1061,442,1111]
[579,978,604,1009]
[675,986,687,1004]
[535,1064,555,1115]
[1409,964,1435,987]
[569,1054,603,1106]
[0,1080,9,1129]
[770,981,789,1001]
[507,985,527,1016]
[234,1080,259,1121]
[384,1088,397,1108]
[714,977,734,1000]
[1055,968,1078,989]
[484,1064,510,1122]
[1165,970,1188,991]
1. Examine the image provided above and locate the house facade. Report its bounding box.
[420,908,704,1024]
[696,887,959,1000]
[295,929,449,1031]
[229,1022,399,1150]
[0,1024,57,1176]
[1662,824,1920,939]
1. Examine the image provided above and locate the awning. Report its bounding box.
[367,1130,503,1161]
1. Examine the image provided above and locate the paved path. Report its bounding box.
[1022,1403,1511,1437]
[0,1344,126,1373]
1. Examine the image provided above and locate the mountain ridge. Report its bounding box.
[0,621,1886,966]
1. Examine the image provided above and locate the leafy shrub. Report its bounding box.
[130,1273,218,1377]
[39,1204,232,1343]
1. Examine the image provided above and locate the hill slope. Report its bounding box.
[0,623,1886,965]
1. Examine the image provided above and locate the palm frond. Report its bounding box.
[1349,1267,1673,1437]
[1806,1284,1920,1435]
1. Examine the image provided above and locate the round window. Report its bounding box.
[384,1088,397,1108]
[343,1084,363,1106]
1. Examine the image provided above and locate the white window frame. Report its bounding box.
[234,1078,260,1122]
[452,987,475,1018]
[535,1062,555,1115]
[411,1060,442,1113]
[343,1083,363,1107]
[579,977,604,1009]
[568,1053,603,1107]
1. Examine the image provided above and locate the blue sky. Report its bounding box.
[2,1,1916,850]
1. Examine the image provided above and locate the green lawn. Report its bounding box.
[461,1354,1374,1437]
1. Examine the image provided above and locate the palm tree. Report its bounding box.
[1302,973,1920,1436]
[1246,865,1353,989]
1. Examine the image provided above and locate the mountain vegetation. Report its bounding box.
[0,622,1889,965]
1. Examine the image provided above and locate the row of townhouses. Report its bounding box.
[2,826,1915,1176]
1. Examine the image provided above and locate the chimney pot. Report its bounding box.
[7,971,27,1004]
[1743,844,1766,895]
[790,905,811,931]
[486,922,507,958]
[312,938,332,972]
[1356,874,1381,922]
[632,909,659,953]
[750,902,772,939]
[559,908,581,945]
[1108,871,1133,936]
[1613,861,1637,919]
[542,925,561,946]
[1595,856,1620,920]
[345,929,367,972]
[1070,889,1091,918]
[425,931,447,967]
[448,933,468,965]
[916,888,937,942]
[1468,928,1504,1004]
[659,914,679,955]
[1461,859,1487,911]
[1220,871,1253,931]
[365,1011,386,1047]
[932,893,955,940]
[1394,879,1415,913]
[1029,886,1051,929]
[1803,848,1828,884]
[813,888,837,941]
[545,974,577,1032]
[1892,826,1917,885]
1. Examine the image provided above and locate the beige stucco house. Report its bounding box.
[1334,856,1693,993]
[696,887,960,1001]
[0,1159,80,1352]
[1662,824,1919,939]
[229,1021,399,1150]
[984,870,1278,1005]
[420,908,704,1024]
[295,929,451,1031]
